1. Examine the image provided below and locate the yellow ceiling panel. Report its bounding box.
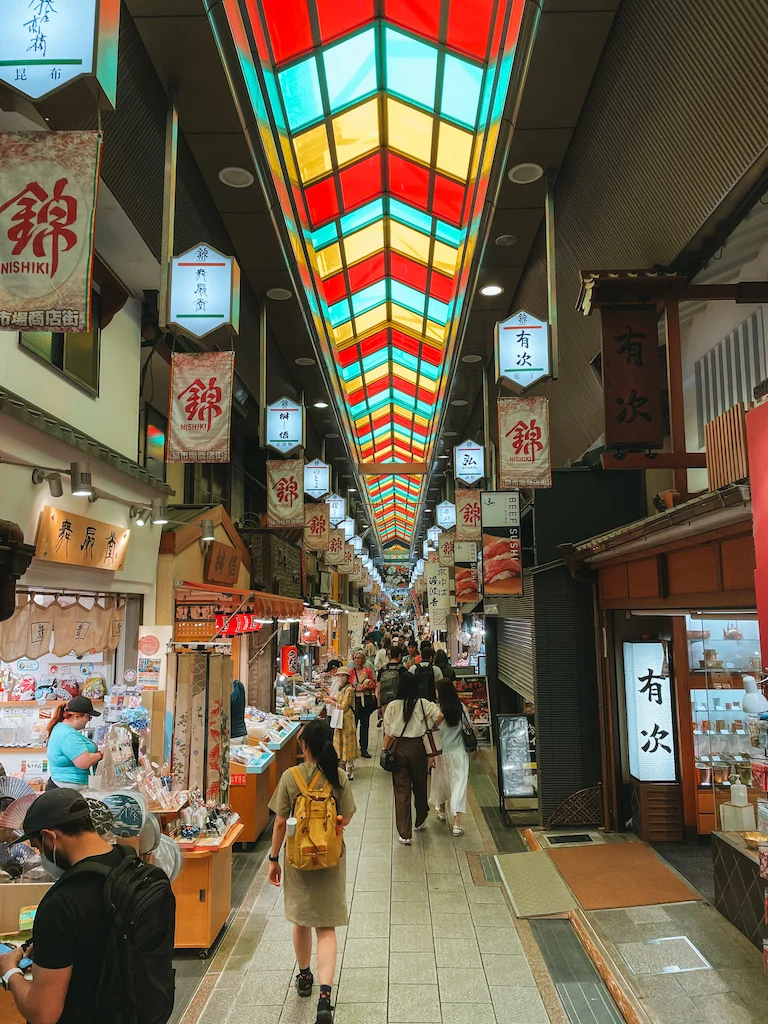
[424,318,447,343]
[432,239,458,277]
[293,122,333,183]
[343,220,385,265]
[332,97,380,168]
[386,98,434,165]
[354,303,388,336]
[317,241,342,278]
[390,302,424,335]
[436,120,473,180]
[364,361,390,384]
[389,220,430,265]
[332,320,354,345]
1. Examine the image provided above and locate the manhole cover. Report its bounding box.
[617,936,711,975]
[547,834,593,845]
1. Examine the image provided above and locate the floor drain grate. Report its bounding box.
[617,935,711,975]
[547,834,593,845]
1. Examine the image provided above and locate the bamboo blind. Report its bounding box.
[704,402,750,491]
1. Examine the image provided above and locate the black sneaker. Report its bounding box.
[295,970,314,997]
[315,1005,333,1023]
[361,751,372,758]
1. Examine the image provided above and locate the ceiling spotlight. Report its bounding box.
[130,506,151,527]
[462,354,482,363]
[200,518,216,542]
[152,498,169,525]
[451,399,468,407]
[495,233,518,247]
[314,401,328,408]
[508,161,544,184]
[444,430,457,437]
[348,487,357,492]
[295,357,315,366]
[424,508,432,513]
[480,284,503,297]
[266,287,292,300]
[31,468,64,497]
[218,166,255,188]
[438,454,450,459]
[70,461,92,497]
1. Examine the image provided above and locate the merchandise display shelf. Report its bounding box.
[229,761,273,843]
[266,721,302,750]
[172,821,244,953]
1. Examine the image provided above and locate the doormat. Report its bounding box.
[496,850,578,917]
[548,843,701,910]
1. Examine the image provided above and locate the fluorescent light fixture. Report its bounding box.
[70,461,92,497]
[200,518,215,541]
[152,498,169,525]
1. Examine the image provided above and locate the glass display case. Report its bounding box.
[687,614,764,832]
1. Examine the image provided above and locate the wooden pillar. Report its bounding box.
[664,300,689,498]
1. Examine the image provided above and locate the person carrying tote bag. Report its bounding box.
[382,673,443,844]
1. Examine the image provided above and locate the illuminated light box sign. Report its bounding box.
[168,242,240,340]
[304,459,330,498]
[495,309,551,392]
[437,501,456,529]
[623,641,676,783]
[454,440,485,485]
[326,493,345,525]
[266,396,305,454]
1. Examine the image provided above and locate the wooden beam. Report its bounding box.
[601,453,707,470]
[664,299,688,497]
[357,462,428,475]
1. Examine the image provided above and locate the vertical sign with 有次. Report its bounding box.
[623,641,676,783]
[168,243,240,340]
[266,397,305,455]
[454,440,485,485]
[495,310,551,392]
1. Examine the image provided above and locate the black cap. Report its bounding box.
[17,789,93,843]
[66,696,100,718]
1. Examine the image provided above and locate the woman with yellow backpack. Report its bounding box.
[268,719,356,1024]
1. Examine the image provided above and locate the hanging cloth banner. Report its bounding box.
[0,131,102,333]
[303,502,330,551]
[324,527,345,565]
[454,542,480,604]
[481,491,522,598]
[167,351,235,463]
[350,557,363,583]
[439,531,455,568]
[455,489,481,542]
[426,563,450,610]
[498,396,552,489]
[266,459,304,527]
[338,542,355,574]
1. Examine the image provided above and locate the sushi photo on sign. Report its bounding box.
[480,492,522,597]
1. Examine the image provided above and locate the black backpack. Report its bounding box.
[63,844,176,1024]
[414,663,436,700]
[378,665,402,706]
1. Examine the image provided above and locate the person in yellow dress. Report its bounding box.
[328,666,359,780]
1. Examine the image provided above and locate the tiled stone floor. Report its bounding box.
[197,741,551,1024]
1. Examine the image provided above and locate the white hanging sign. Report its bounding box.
[304,459,330,499]
[427,526,442,548]
[454,439,485,485]
[325,493,345,525]
[341,517,356,541]
[169,242,240,340]
[436,501,456,529]
[266,396,305,454]
[495,309,551,392]
[623,641,676,783]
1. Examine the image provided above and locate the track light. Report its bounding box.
[70,461,92,497]
[201,518,215,542]
[130,506,151,526]
[31,468,64,498]
[152,498,169,525]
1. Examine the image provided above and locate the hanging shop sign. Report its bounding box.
[623,640,675,783]
[341,516,356,541]
[0,0,120,106]
[326,493,345,525]
[338,542,355,574]
[350,557,363,583]
[454,439,485,485]
[352,535,363,552]
[455,489,482,542]
[280,645,300,676]
[167,351,235,463]
[495,309,551,392]
[498,396,552,489]
[203,540,241,587]
[304,459,330,499]
[427,525,442,548]
[303,503,330,552]
[214,613,263,636]
[438,531,455,569]
[35,506,129,571]
[266,458,304,528]
[426,563,450,610]
[422,539,429,559]
[436,501,456,530]
[480,491,522,597]
[601,305,663,452]
[0,131,101,334]
[266,396,305,455]
[324,528,345,565]
[168,242,240,340]
[454,541,480,604]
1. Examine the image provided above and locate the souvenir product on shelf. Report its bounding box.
[150,833,183,882]
[138,813,162,855]
[84,796,116,838]
[0,776,34,815]
[82,673,107,700]
[100,789,147,838]
[0,791,38,833]
[10,677,34,701]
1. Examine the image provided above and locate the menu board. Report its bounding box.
[496,713,537,800]
[455,674,490,726]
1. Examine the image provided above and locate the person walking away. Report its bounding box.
[410,646,443,701]
[0,788,175,1024]
[433,649,456,683]
[230,678,248,743]
[430,680,471,836]
[374,640,389,674]
[376,645,409,729]
[350,650,376,758]
[382,674,443,844]
[329,667,359,779]
[268,720,355,1024]
[45,697,103,791]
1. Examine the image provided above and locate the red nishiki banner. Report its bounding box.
[324,528,345,565]
[338,542,355,574]
[0,132,102,333]
[498,396,552,489]
[168,351,235,463]
[439,531,455,568]
[267,459,304,527]
[455,489,481,542]
[303,503,330,551]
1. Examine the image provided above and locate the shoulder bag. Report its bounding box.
[421,699,443,758]
[461,706,478,753]
[380,705,408,772]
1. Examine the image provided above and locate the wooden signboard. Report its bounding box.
[35,507,129,571]
[203,540,241,586]
[601,305,663,452]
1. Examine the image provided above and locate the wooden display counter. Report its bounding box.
[266,722,302,795]
[172,822,244,953]
[228,755,274,844]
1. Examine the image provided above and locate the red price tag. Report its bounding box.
[230,773,247,786]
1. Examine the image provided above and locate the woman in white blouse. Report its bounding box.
[382,674,444,844]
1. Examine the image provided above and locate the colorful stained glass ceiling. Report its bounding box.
[221,0,525,545]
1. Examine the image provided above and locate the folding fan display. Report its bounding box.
[139,813,162,856]
[149,833,182,882]
[0,791,38,832]
[0,776,34,813]
[100,789,147,838]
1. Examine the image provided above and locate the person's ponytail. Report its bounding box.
[300,719,341,787]
[317,740,341,789]
[46,704,68,738]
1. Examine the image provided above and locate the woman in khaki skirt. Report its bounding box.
[268,719,355,1024]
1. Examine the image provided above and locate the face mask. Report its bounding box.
[41,835,68,879]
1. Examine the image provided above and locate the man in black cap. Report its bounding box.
[0,788,122,1023]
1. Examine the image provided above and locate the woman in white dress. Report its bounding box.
[430,679,471,836]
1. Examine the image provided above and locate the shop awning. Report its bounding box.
[179,581,303,619]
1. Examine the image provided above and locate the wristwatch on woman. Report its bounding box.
[2,967,23,990]
[268,855,280,863]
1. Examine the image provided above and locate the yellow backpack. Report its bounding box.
[286,766,342,871]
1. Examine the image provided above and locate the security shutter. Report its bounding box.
[495,577,536,705]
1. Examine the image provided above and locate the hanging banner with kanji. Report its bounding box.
[167,351,235,463]
[338,542,355,574]
[303,503,330,551]
[601,305,663,452]
[455,489,482,542]
[454,542,480,604]
[266,459,304,528]
[350,557,363,583]
[498,396,552,489]
[324,528,345,565]
[426,563,450,610]
[439,531,455,569]
[0,132,102,333]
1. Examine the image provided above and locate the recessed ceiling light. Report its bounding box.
[326,433,339,439]
[495,233,518,247]
[508,162,544,184]
[342,474,353,479]
[480,284,503,297]
[314,401,328,408]
[462,354,482,363]
[348,487,357,492]
[295,357,315,366]
[438,454,450,459]
[218,166,254,188]
[424,508,432,513]
[451,399,468,407]
[334,455,346,460]
[267,287,292,300]
[444,430,457,437]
